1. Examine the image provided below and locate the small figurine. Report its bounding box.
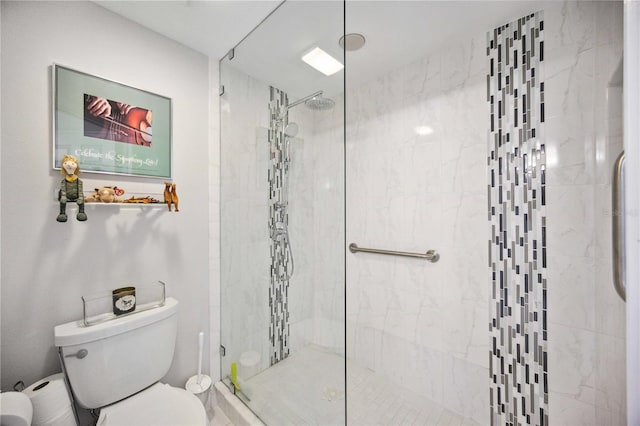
[57,154,87,222]
[171,183,179,212]
[163,182,179,212]
[163,182,172,210]
[123,195,160,204]
[85,186,124,203]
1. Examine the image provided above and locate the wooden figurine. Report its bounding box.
[164,182,172,211]
[171,183,179,212]
[163,182,179,212]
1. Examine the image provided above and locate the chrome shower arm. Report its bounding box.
[287,90,323,109]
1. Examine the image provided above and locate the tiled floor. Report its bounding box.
[347,361,477,426]
[209,407,233,426]
[226,345,477,426]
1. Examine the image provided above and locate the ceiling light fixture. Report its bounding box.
[415,125,434,136]
[302,47,344,76]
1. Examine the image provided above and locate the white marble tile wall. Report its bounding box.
[543,1,625,425]
[219,63,272,377]
[261,96,347,356]
[219,64,345,381]
[341,2,625,425]
[285,105,324,355]
[309,99,347,353]
[344,26,489,424]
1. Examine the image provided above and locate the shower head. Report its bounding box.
[284,122,299,138]
[304,94,335,111]
[286,90,335,112]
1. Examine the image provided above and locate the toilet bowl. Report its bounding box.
[55,297,207,426]
[96,383,206,426]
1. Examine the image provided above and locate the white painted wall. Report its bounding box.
[0,1,212,391]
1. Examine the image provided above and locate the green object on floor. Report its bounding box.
[231,362,240,390]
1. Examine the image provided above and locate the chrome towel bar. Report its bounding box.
[349,243,439,262]
[612,151,626,301]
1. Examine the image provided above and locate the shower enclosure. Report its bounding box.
[220,1,627,425]
[220,2,346,424]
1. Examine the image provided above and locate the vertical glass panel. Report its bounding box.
[220,2,345,425]
[343,1,625,425]
[221,2,624,425]
[344,3,504,424]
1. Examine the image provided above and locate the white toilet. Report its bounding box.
[54,297,207,426]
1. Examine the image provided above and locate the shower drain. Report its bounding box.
[321,387,345,402]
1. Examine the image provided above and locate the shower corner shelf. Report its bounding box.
[80,281,166,327]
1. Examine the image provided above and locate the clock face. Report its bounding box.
[115,295,136,312]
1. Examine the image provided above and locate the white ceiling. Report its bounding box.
[96,0,544,100]
[95,0,281,59]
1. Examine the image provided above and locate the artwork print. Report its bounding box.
[53,65,171,178]
[83,94,153,147]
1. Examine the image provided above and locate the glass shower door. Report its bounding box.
[219,2,346,424]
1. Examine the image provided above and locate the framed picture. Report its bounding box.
[53,64,172,178]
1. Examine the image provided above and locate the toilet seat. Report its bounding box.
[97,382,207,426]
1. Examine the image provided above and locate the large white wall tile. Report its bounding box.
[442,355,489,424]
[548,322,595,405]
[549,392,597,426]
[346,30,489,418]
[547,255,596,330]
[594,333,626,417]
[544,2,625,423]
[545,185,595,258]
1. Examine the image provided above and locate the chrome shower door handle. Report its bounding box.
[612,151,626,301]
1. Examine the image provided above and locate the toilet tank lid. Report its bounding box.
[54,297,178,347]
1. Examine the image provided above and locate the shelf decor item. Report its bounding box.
[53,64,172,179]
[81,281,165,326]
[112,286,136,316]
[85,186,125,203]
[163,182,179,212]
[56,154,87,222]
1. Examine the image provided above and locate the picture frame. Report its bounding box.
[52,64,172,179]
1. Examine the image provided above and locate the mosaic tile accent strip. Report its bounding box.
[268,86,291,365]
[487,12,548,426]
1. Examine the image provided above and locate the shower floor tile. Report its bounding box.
[238,345,478,426]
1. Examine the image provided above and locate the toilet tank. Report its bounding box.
[54,297,179,409]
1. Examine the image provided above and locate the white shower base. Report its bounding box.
[221,344,477,425]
